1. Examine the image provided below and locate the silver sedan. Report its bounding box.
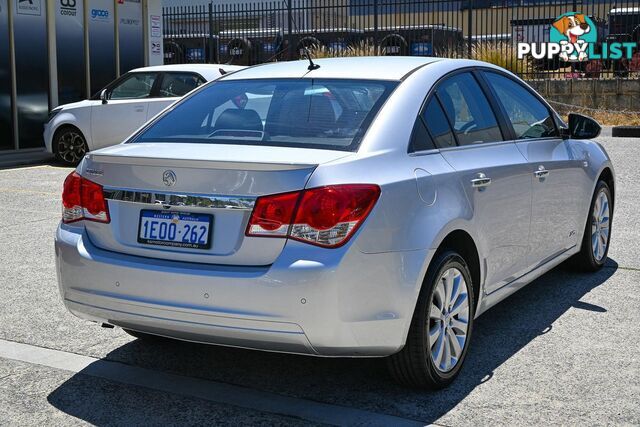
[55,57,614,389]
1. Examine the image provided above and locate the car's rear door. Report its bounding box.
[90,72,157,149]
[480,70,585,267]
[423,71,532,294]
[145,72,207,120]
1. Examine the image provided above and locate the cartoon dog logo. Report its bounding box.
[552,13,593,62]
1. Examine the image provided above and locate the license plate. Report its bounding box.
[138,210,213,249]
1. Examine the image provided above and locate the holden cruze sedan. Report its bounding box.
[55,57,614,389]
[44,64,244,166]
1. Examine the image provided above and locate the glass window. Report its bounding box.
[109,73,157,100]
[422,98,456,149]
[134,79,398,152]
[437,73,503,145]
[410,117,435,152]
[158,73,205,97]
[484,73,558,139]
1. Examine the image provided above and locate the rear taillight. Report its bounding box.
[246,184,380,248]
[62,171,110,224]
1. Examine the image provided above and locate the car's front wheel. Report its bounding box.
[387,250,475,389]
[54,126,88,166]
[571,180,613,271]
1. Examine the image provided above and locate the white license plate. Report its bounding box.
[138,210,213,249]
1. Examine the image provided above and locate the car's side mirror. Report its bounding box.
[561,113,601,139]
[100,89,109,105]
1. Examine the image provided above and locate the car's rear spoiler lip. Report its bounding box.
[87,153,319,171]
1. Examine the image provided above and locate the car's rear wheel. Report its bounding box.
[54,126,88,166]
[387,250,475,389]
[571,180,612,271]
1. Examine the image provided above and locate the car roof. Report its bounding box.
[129,64,245,80]
[222,56,442,81]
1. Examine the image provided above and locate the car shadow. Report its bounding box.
[47,260,618,424]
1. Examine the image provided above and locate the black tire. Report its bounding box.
[570,180,613,272]
[387,250,475,389]
[53,126,88,166]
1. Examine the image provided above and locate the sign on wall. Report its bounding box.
[149,13,164,64]
[88,0,115,95]
[12,0,48,149]
[118,0,143,74]
[16,0,42,16]
[56,0,86,104]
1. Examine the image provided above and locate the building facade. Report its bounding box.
[0,0,163,164]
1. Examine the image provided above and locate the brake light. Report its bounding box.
[62,172,110,224]
[246,184,380,248]
[246,191,299,236]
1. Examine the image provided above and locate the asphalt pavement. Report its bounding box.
[0,133,638,425]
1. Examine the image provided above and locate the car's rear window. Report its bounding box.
[133,79,398,151]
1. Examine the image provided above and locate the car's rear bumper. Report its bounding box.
[55,224,430,356]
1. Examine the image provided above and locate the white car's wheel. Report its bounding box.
[54,127,88,166]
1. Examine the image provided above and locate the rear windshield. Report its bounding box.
[133,78,398,151]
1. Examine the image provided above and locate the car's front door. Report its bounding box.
[90,72,158,149]
[481,71,585,268]
[425,72,533,294]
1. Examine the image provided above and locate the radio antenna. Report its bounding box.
[282,0,320,71]
[303,47,320,70]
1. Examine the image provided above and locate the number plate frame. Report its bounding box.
[137,210,213,250]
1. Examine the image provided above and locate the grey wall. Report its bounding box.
[0,0,12,150]
[528,79,640,112]
[56,0,86,105]
[13,0,49,149]
[119,0,144,75]
[88,0,116,96]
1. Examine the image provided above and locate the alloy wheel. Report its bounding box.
[57,130,86,165]
[428,267,470,373]
[591,189,610,262]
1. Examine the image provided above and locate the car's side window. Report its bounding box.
[410,116,436,152]
[483,72,559,139]
[109,73,157,100]
[421,97,456,149]
[158,73,205,98]
[436,72,503,145]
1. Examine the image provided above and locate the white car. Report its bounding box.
[44,64,244,165]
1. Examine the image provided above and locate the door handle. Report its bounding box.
[134,105,145,112]
[534,166,550,178]
[471,173,492,189]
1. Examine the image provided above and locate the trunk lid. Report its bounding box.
[80,143,352,265]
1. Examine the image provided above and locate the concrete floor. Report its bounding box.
[0,133,638,425]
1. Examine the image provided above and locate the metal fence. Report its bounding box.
[162,1,640,79]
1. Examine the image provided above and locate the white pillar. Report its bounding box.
[144,0,163,66]
[47,0,58,109]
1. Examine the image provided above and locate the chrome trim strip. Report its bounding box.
[103,188,256,210]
